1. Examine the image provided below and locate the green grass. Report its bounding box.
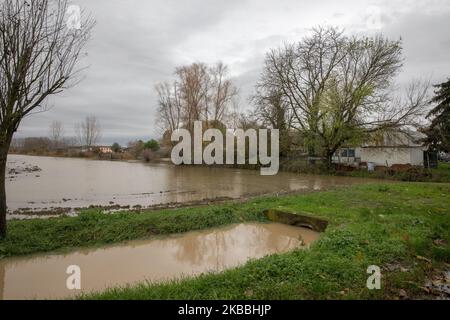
[83,183,449,300]
[0,206,265,258]
[433,161,450,181]
[342,162,450,182]
[1,182,449,299]
[281,158,450,182]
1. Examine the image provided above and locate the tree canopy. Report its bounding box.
[255,26,429,164]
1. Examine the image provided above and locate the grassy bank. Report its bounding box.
[281,158,450,183]
[1,182,449,299]
[343,161,450,183]
[0,205,265,258]
[83,182,449,300]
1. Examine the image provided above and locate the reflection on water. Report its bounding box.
[0,222,319,300]
[6,155,377,213]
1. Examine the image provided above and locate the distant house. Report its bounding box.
[333,131,427,167]
[97,146,113,154]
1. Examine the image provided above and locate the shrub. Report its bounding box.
[144,139,160,151]
[142,149,156,162]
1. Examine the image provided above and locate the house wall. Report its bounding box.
[333,147,425,167]
[332,147,362,165]
[409,148,424,166]
[332,130,426,167]
[360,147,423,166]
[98,147,112,154]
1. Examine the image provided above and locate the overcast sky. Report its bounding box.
[15,0,450,145]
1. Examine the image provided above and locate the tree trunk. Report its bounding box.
[0,138,11,239]
[0,259,5,298]
[326,151,333,170]
[0,149,7,239]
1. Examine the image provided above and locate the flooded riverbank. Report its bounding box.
[6,155,381,216]
[0,222,320,299]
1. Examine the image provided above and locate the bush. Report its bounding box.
[142,149,156,162]
[144,139,160,151]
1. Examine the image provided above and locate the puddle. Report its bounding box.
[0,222,319,300]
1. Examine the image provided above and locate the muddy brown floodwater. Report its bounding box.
[0,222,320,299]
[6,155,380,216]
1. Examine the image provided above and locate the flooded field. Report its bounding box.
[0,222,320,299]
[6,155,377,215]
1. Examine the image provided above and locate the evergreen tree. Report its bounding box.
[424,79,450,152]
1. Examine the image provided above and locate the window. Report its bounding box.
[340,149,355,157]
[348,149,355,157]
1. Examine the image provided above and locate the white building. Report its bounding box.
[97,146,113,154]
[333,131,426,167]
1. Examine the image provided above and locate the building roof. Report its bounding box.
[362,130,425,148]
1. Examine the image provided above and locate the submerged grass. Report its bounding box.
[1,182,449,299]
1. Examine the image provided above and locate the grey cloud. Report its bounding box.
[15,0,450,145]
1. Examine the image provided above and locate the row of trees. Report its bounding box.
[156,28,438,166]
[47,116,102,149]
[12,120,164,159]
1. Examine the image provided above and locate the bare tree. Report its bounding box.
[0,0,94,237]
[361,80,430,132]
[176,63,210,130]
[76,115,101,148]
[49,120,64,149]
[257,26,429,165]
[251,88,295,155]
[209,62,238,123]
[155,82,182,133]
[156,62,238,134]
